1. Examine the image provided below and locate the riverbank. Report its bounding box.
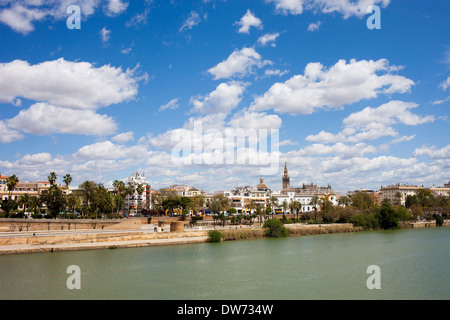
[0,220,447,255]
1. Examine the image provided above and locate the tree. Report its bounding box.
[6,174,19,200]
[79,180,97,214]
[41,185,67,218]
[350,191,375,210]
[310,195,320,221]
[393,191,403,206]
[376,202,399,230]
[291,201,302,223]
[95,185,116,217]
[67,193,80,215]
[416,189,435,208]
[63,174,72,191]
[4,175,19,217]
[209,194,230,216]
[47,172,57,186]
[405,195,418,209]
[281,200,289,215]
[17,194,33,213]
[338,196,351,207]
[263,219,288,238]
[269,196,279,215]
[113,180,126,214]
[191,195,205,215]
[29,197,42,215]
[135,184,146,215]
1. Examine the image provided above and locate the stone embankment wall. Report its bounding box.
[0,218,143,232]
[0,229,210,247]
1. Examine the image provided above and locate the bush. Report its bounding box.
[377,203,399,230]
[263,219,288,238]
[434,214,444,226]
[208,230,222,243]
[350,213,380,230]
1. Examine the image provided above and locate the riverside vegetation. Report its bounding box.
[2,173,448,233]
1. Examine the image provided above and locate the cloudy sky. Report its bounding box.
[0,0,449,193]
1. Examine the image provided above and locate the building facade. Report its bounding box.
[124,172,149,215]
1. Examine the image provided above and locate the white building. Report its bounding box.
[125,172,149,215]
[224,178,271,214]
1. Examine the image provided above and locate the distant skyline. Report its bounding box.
[0,0,449,193]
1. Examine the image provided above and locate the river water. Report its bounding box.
[0,226,448,300]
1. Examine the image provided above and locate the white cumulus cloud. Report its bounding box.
[235,9,263,34]
[208,47,271,80]
[251,59,415,115]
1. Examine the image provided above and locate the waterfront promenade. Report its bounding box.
[0,217,446,255]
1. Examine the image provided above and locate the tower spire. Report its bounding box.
[282,162,290,191]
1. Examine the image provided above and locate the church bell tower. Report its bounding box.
[282,162,290,191]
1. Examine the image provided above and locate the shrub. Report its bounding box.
[208,230,222,243]
[350,213,380,230]
[434,214,444,226]
[263,219,288,238]
[377,203,399,230]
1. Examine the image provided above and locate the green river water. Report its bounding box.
[0,226,448,300]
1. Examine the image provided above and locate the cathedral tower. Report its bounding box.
[282,162,290,191]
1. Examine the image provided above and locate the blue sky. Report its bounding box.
[0,0,449,193]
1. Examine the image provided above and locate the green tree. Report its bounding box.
[269,196,279,215]
[41,185,67,218]
[338,196,351,207]
[263,219,288,238]
[351,191,375,210]
[376,202,399,230]
[113,180,126,214]
[66,193,80,215]
[191,195,206,215]
[79,180,97,214]
[291,201,302,223]
[136,184,146,215]
[63,174,72,190]
[393,191,403,206]
[416,189,435,208]
[6,174,19,199]
[4,175,19,217]
[47,172,57,186]
[310,195,320,221]
[17,194,33,213]
[281,200,289,215]
[405,195,418,209]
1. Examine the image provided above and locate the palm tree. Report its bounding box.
[79,180,97,214]
[136,184,145,215]
[291,200,302,223]
[63,174,72,192]
[30,196,42,215]
[113,180,126,214]
[282,200,289,215]
[310,195,320,221]
[269,196,279,215]
[18,194,32,214]
[6,174,19,201]
[126,183,136,215]
[66,193,80,215]
[48,172,57,186]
